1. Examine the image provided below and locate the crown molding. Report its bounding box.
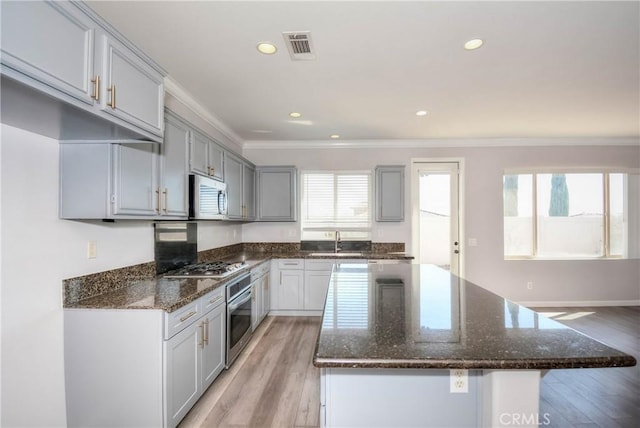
[243,137,640,150]
[164,76,243,145]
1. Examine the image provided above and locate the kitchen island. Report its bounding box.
[313,263,636,428]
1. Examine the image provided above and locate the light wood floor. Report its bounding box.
[534,306,640,428]
[180,308,639,428]
[179,316,321,428]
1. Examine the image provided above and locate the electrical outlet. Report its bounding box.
[450,369,468,393]
[87,241,97,259]
[527,281,533,290]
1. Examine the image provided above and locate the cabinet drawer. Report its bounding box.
[277,259,304,269]
[250,261,270,281]
[164,300,201,339]
[202,287,225,313]
[305,259,336,271]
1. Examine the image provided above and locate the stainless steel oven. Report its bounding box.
[226,272,252,367]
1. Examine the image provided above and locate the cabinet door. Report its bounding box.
[201,304,225,391]
[257,167,298,221]
[208,142,225,182]
[99,33,164,137]
[161,113,189,217]
[225,154,244,219]
[164,322,201,428]
[278,270,305,310]
[1,1,96,105]
[190,131,210,177]
[261,275,270,320]
[251,282,260,331]
[112,143,159,216]
[243,164,256,220]
[304,270,332,310]
[375,166,405,222]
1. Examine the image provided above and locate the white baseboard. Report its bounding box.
[517,300,640,308]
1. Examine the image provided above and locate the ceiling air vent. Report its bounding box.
[282,31,316,60]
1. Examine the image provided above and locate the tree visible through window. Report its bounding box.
[504,171,639,259]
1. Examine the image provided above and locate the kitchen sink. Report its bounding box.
[309,252,363,257]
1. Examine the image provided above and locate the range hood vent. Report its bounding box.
[283,31,316,60]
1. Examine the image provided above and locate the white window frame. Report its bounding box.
[300,170,372,239]
[503,167,639,260]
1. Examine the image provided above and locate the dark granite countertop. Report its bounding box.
[313,263,637,370]
[64,250,412,313]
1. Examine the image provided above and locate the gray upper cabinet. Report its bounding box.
[189,131,224,182]
[59,110,190,219]
[257,166,298,222]
[225,153,256,221]
[1,1,96,106]
[161,111,190,217]
[375,165,405,222]
[96,31,164,137]
[0,0,165,142]
[225,154,243,219]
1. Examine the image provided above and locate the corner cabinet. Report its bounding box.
[256,166,298,222]
[226,153,256,221]
[0,0,165,142]
[375,165,405,222]
[60,110,189,219]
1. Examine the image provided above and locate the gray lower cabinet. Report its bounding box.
[251,262,271,331]
[226,153,256,220]
[165,298,225,428]
[375,165,405,222]
[257,166,298,222]
[60,110,189,219]
[0,0,165,142]
[189,130,225,181]
[65,287,226,428]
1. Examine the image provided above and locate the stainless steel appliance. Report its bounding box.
[189,174,227,220]
[163,261,248,279]
[225,272,253,367]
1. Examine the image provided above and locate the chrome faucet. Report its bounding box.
[335,231,341,253]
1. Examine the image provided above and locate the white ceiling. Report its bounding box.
[89,0,639,143]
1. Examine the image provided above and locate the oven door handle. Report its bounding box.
[228,290,252,311]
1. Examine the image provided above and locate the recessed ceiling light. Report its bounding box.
[464,38,484,51]
[415,110,428,117]
[330,134,340,139]
[257,42,277,55]
[289,112,301,118]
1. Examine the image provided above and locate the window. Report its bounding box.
[301,171,371,240]
[503,171,639,259]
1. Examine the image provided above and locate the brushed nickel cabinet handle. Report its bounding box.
[107,84,116,109]
[203,319,209,346]
[199,322,205,348]
[155,189,161,214]
[209,295,223,305]
[179,310,197,322]
[91,75,100,101]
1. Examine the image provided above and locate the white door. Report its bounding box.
[412,162,461,277]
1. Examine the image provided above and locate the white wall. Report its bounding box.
[0,123,239,427]
[243,143,640,305]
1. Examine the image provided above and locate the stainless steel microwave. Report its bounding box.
[189,174,228,220]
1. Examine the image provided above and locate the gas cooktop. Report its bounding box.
[163,261,248,279]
